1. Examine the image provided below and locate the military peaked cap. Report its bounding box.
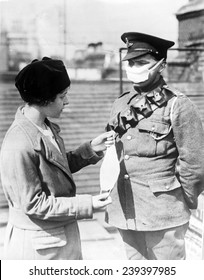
[121,32,175,61]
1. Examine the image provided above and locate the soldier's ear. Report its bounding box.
[159,61,166,73]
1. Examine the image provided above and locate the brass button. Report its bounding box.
[124,174,129,179]
[124,155,130,160]
[166,186,170,190]
[127,135,132,140]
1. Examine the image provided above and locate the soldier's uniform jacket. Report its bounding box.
[105,77,204,231]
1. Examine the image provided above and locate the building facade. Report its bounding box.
[168,0,204,82]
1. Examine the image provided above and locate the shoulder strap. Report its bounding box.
[170,95,178,125]
[118,91,130,98]
[163,84,184,125]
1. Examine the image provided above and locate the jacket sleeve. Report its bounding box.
[66,141,104,173]
[0,139,93,221]
[50,121,104,173]
[172,94,204,209]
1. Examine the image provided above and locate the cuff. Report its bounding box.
[76,195,93,220]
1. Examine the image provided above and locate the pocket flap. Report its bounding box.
[32,227,67,250]
[138,120,170,135]
[148,176,181,193]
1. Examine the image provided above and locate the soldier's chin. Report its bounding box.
[133,80,149,87]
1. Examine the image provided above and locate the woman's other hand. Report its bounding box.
[92,192,112,210]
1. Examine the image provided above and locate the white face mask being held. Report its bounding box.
[100,143,120,194]
[125,58,165,84]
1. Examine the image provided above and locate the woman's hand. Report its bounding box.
[92,192,112,210]
[91,131,116,152]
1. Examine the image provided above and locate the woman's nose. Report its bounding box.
[63,95,69,105]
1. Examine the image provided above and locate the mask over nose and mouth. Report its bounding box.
[125,58,164,84]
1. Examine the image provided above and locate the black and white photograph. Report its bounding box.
[0,0,204,273]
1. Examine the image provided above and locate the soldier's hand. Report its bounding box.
[92,192,112,210]
[91,131,116,152]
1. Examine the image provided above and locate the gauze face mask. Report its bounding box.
[125,58,164,83]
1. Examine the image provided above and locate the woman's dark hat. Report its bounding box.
[121,32,175,61]
[15,57,70,104]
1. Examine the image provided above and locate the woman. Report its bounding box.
[0,57,114,260]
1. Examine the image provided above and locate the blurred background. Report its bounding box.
[0,0,188,74]
[0,0,204,259]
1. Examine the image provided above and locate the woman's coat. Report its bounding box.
[0,107,103,259]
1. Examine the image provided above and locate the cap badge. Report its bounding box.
[125,38,133,48]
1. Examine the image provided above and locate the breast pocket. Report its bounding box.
[32,227,67,251]
[136,120,171,156]
[148,176,181,194]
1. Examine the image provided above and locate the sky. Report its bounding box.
[99,0,188,35]
[60,0,189,57]
[62,0,189,45]
[98,0,189,45]
[0,0,190,59]
[1,0,189,44]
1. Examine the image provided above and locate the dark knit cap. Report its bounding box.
[15,57,70,105]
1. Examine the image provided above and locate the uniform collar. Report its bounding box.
[129,76,166,97]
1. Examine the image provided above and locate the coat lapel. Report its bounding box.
[15,107,73,180]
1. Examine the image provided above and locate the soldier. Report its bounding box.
[105,32,204,260]
[0,57,114,260]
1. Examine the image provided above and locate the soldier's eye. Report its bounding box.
[128,60,134,67]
